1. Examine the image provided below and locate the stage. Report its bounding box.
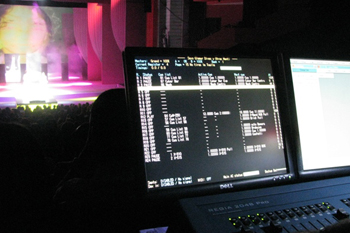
[0,81,122,109]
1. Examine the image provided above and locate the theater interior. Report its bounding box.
[1,0,350,232]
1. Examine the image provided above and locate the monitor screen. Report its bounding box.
[124,47,294,199]
[286,57,350,178]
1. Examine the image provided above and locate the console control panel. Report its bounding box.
[177,177,350,233]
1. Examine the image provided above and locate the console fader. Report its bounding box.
[175,176,350,233]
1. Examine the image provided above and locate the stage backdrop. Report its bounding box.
[0,4,86,83]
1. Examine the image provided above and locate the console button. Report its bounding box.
[229,217,242,229]
[300,206,313,215]
[262,221,283,233]
[334,208,350,220]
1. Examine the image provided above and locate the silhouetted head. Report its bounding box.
[0,122,48,227]
[84,88,129,160]
[0,122,44,161]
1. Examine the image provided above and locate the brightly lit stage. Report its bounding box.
[0,81,121,109]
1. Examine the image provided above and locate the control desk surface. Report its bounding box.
[177,176,350,233]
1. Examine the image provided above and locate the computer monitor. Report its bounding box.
[123,47,294,200]
[283,55,350,179]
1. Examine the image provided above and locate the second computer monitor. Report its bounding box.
[286,56,350,179]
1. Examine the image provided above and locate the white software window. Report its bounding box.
[291,58,350,170]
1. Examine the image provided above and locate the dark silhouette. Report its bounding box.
[53,88,137,232]
[0,122,53,232]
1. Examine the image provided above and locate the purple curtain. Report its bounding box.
[111,0,126,51]
[73,8,88,63]
[87,3,103,61]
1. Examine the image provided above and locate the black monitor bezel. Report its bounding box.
[123,47,296,201]
[280,53,350,181]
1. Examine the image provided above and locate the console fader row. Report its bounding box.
[228,200,347,232]
[176,176,350,233]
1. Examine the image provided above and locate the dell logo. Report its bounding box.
[220,183,234,189]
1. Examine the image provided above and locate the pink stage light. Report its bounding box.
[47,76,63,81]
[48,82,93,88]
[68,76,82,80]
